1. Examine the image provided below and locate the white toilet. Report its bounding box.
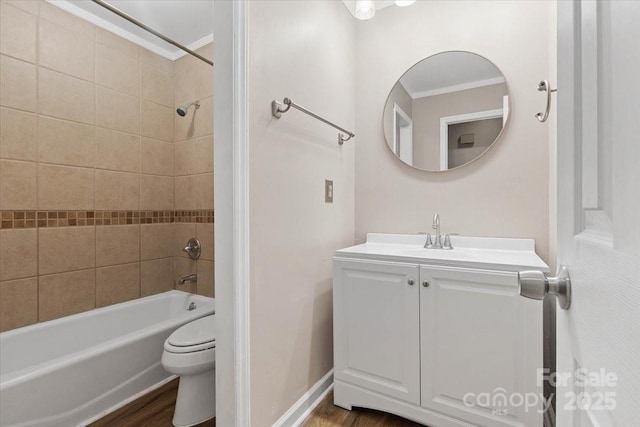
[162,315,216,427]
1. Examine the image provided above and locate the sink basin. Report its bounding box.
[335,233,549,272]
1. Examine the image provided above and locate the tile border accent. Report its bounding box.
[0,210,214,229]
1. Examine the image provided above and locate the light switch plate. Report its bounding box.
[325,179,333,203]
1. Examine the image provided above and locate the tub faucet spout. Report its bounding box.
[178,274,197,285]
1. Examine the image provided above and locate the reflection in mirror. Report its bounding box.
[383,51,509,171]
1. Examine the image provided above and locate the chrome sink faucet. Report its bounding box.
[424,213,453,250]
[433,213,441,247]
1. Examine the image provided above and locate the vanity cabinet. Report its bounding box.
[333,260,421,405]
[333,235,547,427]
[419,265,541,426]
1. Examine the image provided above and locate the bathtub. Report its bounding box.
[0,290,215,427]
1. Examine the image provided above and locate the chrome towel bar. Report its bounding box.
[271,98,355,145]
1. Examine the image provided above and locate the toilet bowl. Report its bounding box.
[162,315,216,427]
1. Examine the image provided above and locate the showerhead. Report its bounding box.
[176,100,200,117]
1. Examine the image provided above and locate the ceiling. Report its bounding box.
[49,0,213,61]
[399,52,505,99]
[340,0,395,18]
[51,1,396,59]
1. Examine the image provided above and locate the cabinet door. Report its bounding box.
[334,259,420,405]
[420,265,543,427]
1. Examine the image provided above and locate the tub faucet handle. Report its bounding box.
[183,238,201,260]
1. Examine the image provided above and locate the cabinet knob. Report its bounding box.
[408,279,415,286]
[422,281,429,287]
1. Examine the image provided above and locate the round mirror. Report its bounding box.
[383,51,509,171]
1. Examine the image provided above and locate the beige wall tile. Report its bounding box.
[196,259,214,297]
[39,67,94,124]
[96,28,140,59]
[96,263,140,307]
[38,164,94,210]
[0,55,36,112]
[39,269,95,321]
[173,256,196,294]
[96,87,140,134]
[96,225,140,267]
[39,18,95,82]
[195,97,214,137]
[139,49,173,75]
[141,101,173,142]
[141,61,174,107]
[174,44,213,106]
[39,226,95,275]
[195,44,214,66]
[174,223,196,258]
[39,1,96,37]
[96,128,140,173]
[38,116,95,167]
[196,223,214,261]
[174,140,196,176]
[0,278,37,332]
[0,108,37,161]
[0,2,36,63]
[174,96,212,141]
[0,159,37,209]
[3,0,38,14]
[0,229,37,281]
[141,224,174,260]
[195,135,214,174]
[195,173,214,210]
[95,170,139,210]
[140,175,173,210]
[174,175,196,211]
[173,113,194,142]
[141,258,173,297]
[96,44,140,97]
[141,138,173,176]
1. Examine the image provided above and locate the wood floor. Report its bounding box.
[88,383,417,426]
[89,379,215,427]
[301,391,425,427]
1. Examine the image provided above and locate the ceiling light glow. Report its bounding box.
[355,0,376,20]
[395,0,416,6]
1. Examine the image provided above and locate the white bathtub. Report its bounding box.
[0,290,215,427]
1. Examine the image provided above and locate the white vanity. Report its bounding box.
[333,233,549,427]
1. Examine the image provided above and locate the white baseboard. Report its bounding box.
[272,369,334,427]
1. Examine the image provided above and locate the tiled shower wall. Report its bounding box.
[0,0,214,332]
[173,44,215,300]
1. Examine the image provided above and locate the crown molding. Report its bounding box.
[404,76,506,99]
[47,0,212,62]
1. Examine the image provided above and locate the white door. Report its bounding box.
[333,259,421,405]
[556,1,640,426]
[420,265,542,427]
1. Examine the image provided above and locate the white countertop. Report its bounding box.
[335,233,549,273]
